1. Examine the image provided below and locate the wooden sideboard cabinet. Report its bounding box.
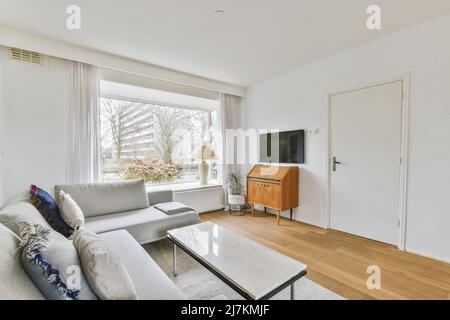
[247,165,299,225]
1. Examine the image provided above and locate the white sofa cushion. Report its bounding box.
[85,206,201,244]
[99,230,185,300]
[0,223,45,300]
[55,179,149,218]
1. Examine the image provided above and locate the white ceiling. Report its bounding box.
[1,0,450,86]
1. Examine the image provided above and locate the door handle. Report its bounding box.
[332,156,342,172]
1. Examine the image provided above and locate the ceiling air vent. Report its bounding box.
[9,48,42,65]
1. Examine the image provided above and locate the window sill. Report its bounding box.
[146,181,223,193]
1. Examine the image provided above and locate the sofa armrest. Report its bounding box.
[148,190,173,205]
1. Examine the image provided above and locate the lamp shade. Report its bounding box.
[195,145,217,160]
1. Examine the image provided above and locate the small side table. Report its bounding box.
[228,194,246,216]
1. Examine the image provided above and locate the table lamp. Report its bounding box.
[195,145,217,185]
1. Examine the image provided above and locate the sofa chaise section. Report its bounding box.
[55,180,201,244]
[99,230,185,300]
[85,207,200,244]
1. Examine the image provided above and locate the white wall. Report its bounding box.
[0,51,4,206]
[244,14,450,262]
[0,26,246,97]
[0,47,69,202]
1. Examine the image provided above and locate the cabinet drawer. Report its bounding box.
[247,180,282,209]
[247,180,264,204]
[264,183,282,209]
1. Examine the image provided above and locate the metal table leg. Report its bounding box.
[290,283,295,300]
[173,242,177,277]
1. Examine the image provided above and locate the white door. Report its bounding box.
[330,81,403,245]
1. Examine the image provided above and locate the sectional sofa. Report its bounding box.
[0,179,202,300]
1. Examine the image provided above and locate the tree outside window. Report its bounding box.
[100,97,215,184]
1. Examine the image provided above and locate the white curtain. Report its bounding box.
[66,62,101,184]
[219,93,242,204]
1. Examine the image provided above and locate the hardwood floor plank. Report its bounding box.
[336,246,450,289]
[326,230,450,273]
[201,211,450,300]
[336,247,448,299]
[306,269,375,300]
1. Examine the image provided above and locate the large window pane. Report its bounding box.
[100,97,213,184]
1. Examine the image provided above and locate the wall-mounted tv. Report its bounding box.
[260,130,305,164]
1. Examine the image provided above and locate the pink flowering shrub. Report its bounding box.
[122,159,181,183]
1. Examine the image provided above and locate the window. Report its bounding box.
[100,81,219,185]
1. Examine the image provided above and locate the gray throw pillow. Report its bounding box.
[18,223,97,300]
[154,202,194,215]
[72,229,138,300]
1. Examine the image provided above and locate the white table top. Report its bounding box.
[168,222,307,299]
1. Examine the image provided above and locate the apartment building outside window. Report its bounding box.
[100,81,219,185]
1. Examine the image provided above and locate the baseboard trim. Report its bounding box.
[404,248,450,265]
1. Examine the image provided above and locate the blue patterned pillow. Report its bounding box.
[30,185,73,237]
[18,223,98,300]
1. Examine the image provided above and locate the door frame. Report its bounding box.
[325,73,410,250]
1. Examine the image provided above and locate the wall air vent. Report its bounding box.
[8,48,42,65]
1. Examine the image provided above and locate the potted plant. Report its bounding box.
[226,173,246,210]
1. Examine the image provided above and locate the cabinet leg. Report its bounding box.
[277,210,280,226]
[251,204,254,217]
[290,208,293,221]
[264,207,267,214]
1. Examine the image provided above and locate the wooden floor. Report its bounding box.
[201,211,450,300]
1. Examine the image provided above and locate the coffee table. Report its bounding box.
[167,222,307,300]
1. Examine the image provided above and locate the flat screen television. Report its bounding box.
[259,129,305,164]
